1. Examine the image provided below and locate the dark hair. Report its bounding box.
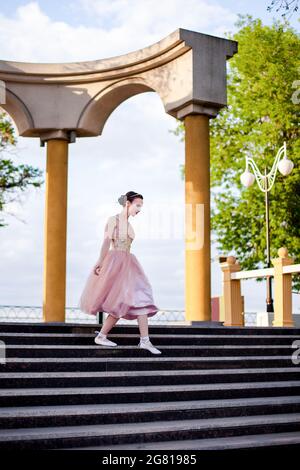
[118,191,143,206]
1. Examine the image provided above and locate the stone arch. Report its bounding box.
[77,77,162,136]
[1,88,34,136]
[0,28,238,324]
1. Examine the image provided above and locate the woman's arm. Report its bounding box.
[96,237,111,267]
[94,216,115,275]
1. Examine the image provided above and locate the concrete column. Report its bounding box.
[271,247,294,327]
[184,114,211,323]
[43,139,68,322]
[220,256,244,327]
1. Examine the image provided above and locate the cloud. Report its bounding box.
[78,0,236,38]
[0,0,237,62]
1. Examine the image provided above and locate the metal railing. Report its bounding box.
[0,305,185,324]
[0,304,260,326]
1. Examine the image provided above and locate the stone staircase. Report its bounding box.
[0,322,300,450]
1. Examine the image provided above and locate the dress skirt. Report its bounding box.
[78,249,159,320]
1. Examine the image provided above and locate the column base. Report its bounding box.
[188,321,224,327]
[272,321,295,327]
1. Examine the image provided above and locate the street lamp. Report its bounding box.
[240,141,294,313]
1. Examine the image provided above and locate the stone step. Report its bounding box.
[1,356,297,372]
[1,413,300,450]
[1,323,300,450]
[1,381,300,407]
[0,368,299,389]
[1,322,300,335]
[1,396,300,429]
[73,430,300,450]
[1,332,300,345]
[3,344,296,358]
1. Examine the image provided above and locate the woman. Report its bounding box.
[78,191,161,355]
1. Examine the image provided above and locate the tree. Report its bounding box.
[0,112,44,228]
[172,15,300,291]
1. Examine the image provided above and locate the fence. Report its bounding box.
[219,247,300,327]
[0,305,185,325]
[0,304,263,326]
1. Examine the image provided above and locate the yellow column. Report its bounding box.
[271,247,294,327]
[43,139,68,322]
[184,114,211,322]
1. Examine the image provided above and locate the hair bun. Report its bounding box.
[118,194,127,206]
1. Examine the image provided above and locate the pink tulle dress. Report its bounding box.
[78,213,159,320]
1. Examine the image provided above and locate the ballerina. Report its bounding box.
[78,191,161,354]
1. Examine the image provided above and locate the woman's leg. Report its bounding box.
[137,313,161,354]
[137,314,148,337]
[99,314,120,336]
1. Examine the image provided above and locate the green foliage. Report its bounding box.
[0,112,44,227]
[172,15,300,291]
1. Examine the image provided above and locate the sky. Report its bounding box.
[0,0,299,315]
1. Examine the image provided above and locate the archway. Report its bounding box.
[0,28,237,323]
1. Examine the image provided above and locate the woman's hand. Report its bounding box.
[93,262,102,276]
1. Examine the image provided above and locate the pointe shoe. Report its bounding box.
[94,331,117,347]
[138,339,162,355]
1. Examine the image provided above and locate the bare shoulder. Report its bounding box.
[104,215,117,231]
[104,215,117,239]
[107,215,117,223]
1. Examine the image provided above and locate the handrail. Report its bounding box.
[231,267,274,280]
[220,247,299,327]
[230,263,300,280]
[283,264,300,274]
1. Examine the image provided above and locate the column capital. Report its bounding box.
[175,102,221,120]
[40,130,76,146]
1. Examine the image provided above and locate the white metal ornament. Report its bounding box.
[240,141,294,192]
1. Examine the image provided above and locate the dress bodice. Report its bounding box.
[111,214,134,253]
